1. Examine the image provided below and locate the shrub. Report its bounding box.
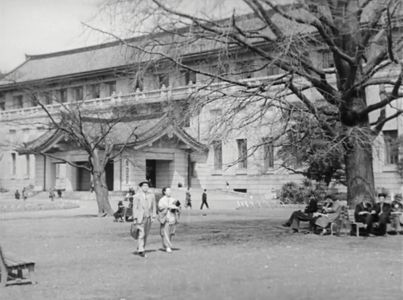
[280,179,328,204]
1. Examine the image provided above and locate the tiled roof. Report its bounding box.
[17,113,207,154]
[0,8,312,87]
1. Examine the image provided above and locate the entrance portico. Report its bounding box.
[19,114,208,192]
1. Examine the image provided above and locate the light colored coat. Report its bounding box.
[315,200,342,228]
[132,191,156,224]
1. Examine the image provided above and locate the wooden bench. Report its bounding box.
[347,210,367,237]
[0,246,35,287]
[330,208,366,236]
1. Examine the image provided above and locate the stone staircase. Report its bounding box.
[24,188,249,210]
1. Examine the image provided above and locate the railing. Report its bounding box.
[0,74,305,121]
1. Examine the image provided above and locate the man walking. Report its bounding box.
[132,181,156,257]
[185,187,192,209]
[200,189,209,209]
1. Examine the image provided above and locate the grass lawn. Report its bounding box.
[0,202,402,300]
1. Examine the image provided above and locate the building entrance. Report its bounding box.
[76,162,91,191]
[145,159,172,188]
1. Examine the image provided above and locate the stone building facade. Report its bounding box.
[0,13,402,196]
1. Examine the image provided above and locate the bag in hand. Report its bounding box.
[130,223,140,240]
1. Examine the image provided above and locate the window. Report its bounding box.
[13,95,23,109]
[25,154,30,178]
[157,73,169,88]
[125,159,130,184]
[30,94,39,106]
[44,91,53,105]
[72,86,83,101]
[210,109,222,118]
[132,77,144,92]
[263,140,275,170]
[237,139,248,169]
[58,89,68,103]
[182,69,196,85]
[106,81,117,96]
[183,114,190,128]
[87,84,100,99]
[11,153,16,176]
[383,130,398,164]
[237,60,254,79]
[9,129,16,134]
[322,51,334,68]
[55,164,60,179]
[190,162,196,177]
[211,63,229,77]
[0,101,5,110]
[213,140,223,170]
[267,65,280,76]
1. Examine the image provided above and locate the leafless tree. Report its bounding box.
[90,0,403,206]
[18,85,138,216]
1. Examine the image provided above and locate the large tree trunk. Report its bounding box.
[92,151,113,216]
[344,129,376,208]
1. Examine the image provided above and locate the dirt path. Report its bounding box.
[0,205,402,300]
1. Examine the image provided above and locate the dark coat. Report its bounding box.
[304,199,318,215]
[354,202,373,223]
[373,202,392,217]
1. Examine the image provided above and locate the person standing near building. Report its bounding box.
[185,187,192,209]
[21,187,27,201]
[132,181,156,257]
[49,188,55,201]
[200,189,209,209]
[158,187,181,253]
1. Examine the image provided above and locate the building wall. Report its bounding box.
[1,45,402,196]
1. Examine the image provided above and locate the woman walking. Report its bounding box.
[158,187,181,253]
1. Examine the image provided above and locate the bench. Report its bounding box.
[0,246,35,287]
[329,208,366,236]
[347,210,367,237]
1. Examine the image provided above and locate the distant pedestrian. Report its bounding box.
[49,188,55,201]
[200,189,209,209]
[185,187,192,209]
[14,189,20,200]
[22,187,27,201]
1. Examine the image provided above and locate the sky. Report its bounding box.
[0,0,104,73]
[0,0,257,74]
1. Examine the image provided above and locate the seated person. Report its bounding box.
[354,196,373,235]
[390,194,403,234]
[282,195,318,232]
[113,201,125,222]
[124,188,135,222]
[367,193,392,236]
[312,194,342,235]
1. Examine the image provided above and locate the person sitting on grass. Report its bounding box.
[282,194,318,232]
[311,194,342,235]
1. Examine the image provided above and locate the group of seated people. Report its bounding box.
[282,192,403,236]
[354,193,403,236]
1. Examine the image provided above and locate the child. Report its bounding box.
[113,201,125,222]
[49,188,55,201]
